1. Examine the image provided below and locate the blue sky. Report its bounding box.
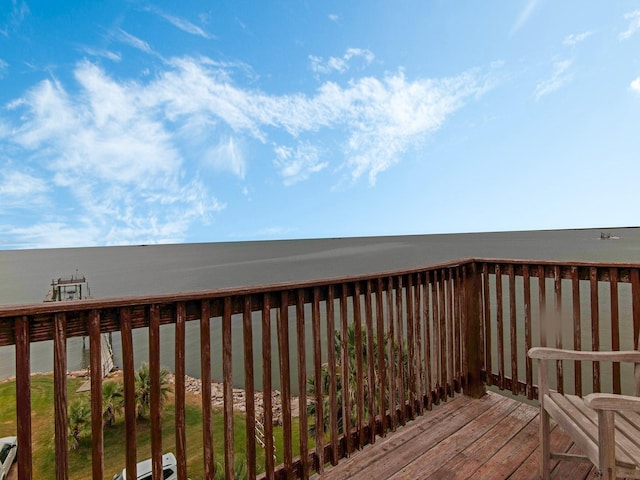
[1,1,639,249]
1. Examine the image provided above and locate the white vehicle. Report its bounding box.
[112,453,177,480]
[0,436,17,480]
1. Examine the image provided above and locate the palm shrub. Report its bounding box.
[134,362,173,420]
[102,380,124,427]
[68,399,91,450]
[307,324,407,436]
[214,459,248,480]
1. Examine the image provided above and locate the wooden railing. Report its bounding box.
[0,258,638,479]
[479,260,640,399]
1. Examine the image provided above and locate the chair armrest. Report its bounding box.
[584,393,640,412]
[528,347,640,363]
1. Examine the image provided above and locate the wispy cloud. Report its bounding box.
[2,60,224,246]
[328,14,339,23]
[80,47,122,62]
[309,48,374,75]
[620,9,640,40]
[0,170,48,208]
[148,7,214,39]
[534,59,573,100]
[0,58,7,78]
[273,143,327,185]
[1,55,494,245]
[631,77,640,93]
[116,28,154,54]
[1,0,30,36]
[563,31,593,46]
[205,136,246,179]
[511,0,538,35]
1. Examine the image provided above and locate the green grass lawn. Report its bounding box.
[0,374,305,479]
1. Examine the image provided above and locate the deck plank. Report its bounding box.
[313,391,599,480]
[428,403,537,479]
[358,394,516,480]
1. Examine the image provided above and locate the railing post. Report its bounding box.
[15,315,32,480]
[464,263,486,398]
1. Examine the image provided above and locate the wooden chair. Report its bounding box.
[528,347,640,479]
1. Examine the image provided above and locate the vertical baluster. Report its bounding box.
[364,280,376,441]
[340,283,353,453]
[405,274,416,417]
[509,264,518,395]
[414,273,424,414]
[385,277,396,428]
[277,292,293,477]
[89,310,104,480]
[590,267,601,392]
[312,288,324,473]
[454,269,462,392]
[149,305,162,480]
[482,264,492,386]
[446,270,454,396]
[353,282,365,446]
[222,298,235,480]
[375,278,388,433]
[15,315,32,480]
[495,264,504,390]
[396,276,407,421]
[243,296,257,480]
[632,269,640,350]
[523,266,533,400]
[200,301,215,479]
[53,313,68,480]
[439,271,447,398]
[120,307,137,480]
[424,272,432,410]
[431,272,441,404]
[326,285,340,462]
[262,295,275,479]
[461,267,468,393]
[295,290,309,478]
[538,265,547,348]
[175,303,187,480]
[554,266,563,394]
[571,267,582,397]
[610,268,621,394]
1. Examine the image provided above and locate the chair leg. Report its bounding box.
[598,411,615,480]
[540,405,551,480]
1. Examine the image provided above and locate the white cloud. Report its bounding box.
[273,143,327,185]
[0,58,7,78]
[205,137,246,179]
[0,222,103,249]
[620,9,640,40]
[2,55,493,245]
[116,29,154,54]
[0,170,48,208]
[149,7,213,39]
[535,59,573,101]
[563,31,593,46]
[4,61,224,246]
[309,48,375,75]
[511,0,538,35]
[328,14,339,23]
[631,77,640,93]
[80,47,122,62]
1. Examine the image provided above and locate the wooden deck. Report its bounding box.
[313,391,600,480]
